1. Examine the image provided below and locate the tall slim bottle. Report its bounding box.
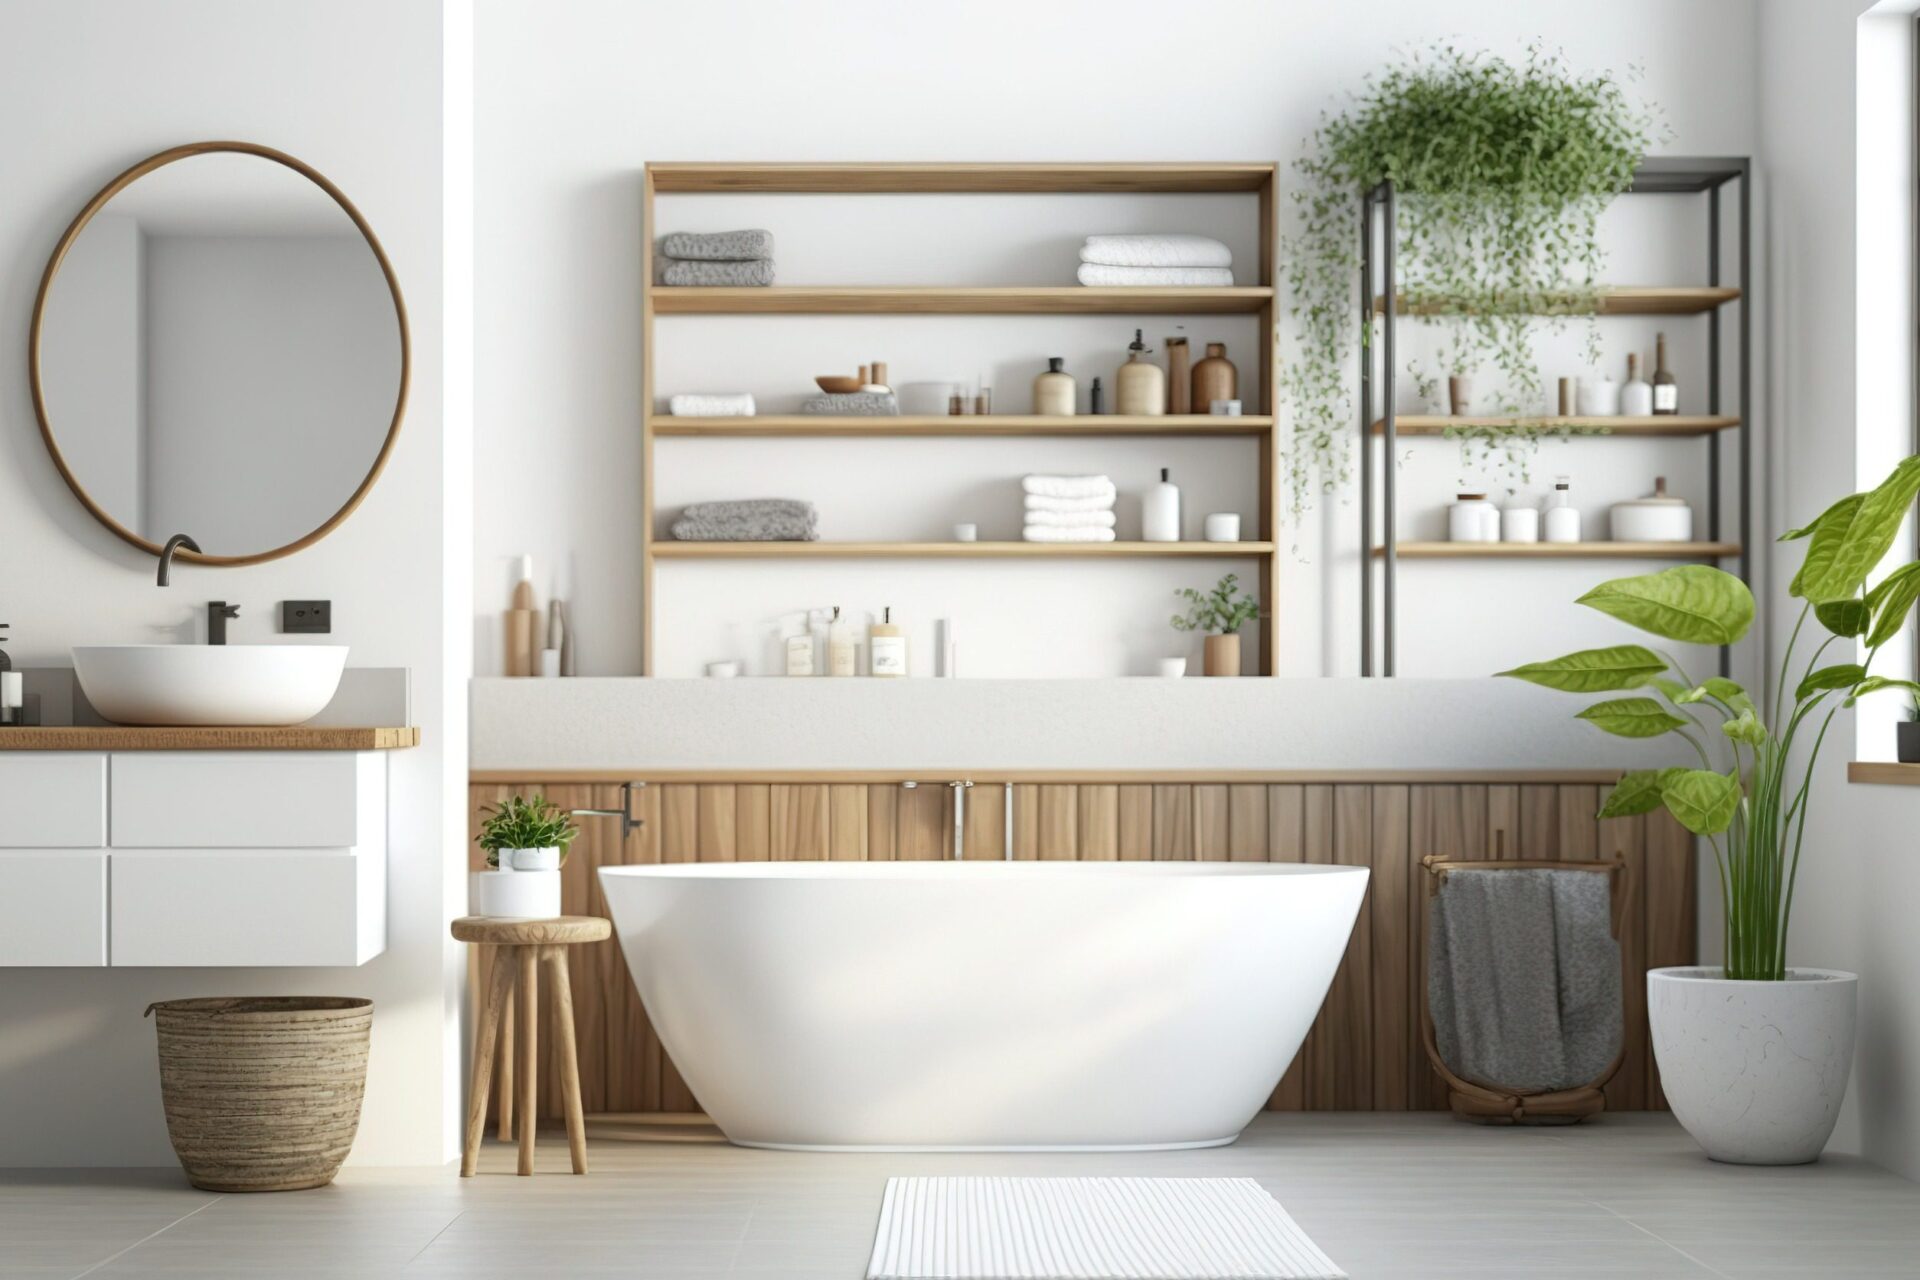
[1652,332,1679,415]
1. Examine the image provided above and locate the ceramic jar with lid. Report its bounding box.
[1448,493,1499,543]
[1611,477,1693,542]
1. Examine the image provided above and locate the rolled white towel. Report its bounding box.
[1023,525,1117,543]
[1024,491,1117,513]
[1023,508,1117,529]
[1080,233,1232,269]
[1077,263,1236,287]
[668,392,756,417]
[1023,474,1115,499]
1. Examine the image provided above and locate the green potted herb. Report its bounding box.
[1499,454,1920,1164]
[1172,573,1260,677]
[477,794,578,870]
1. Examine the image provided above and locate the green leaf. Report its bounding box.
[1597,769,1668,818]
[1660,769,1742,835]
[1847,676,1920,707]
[1794,459,1920,603]
[1721,708,1768,747]
[1815,599,1871,638]
[1578,566,1755,646]
[1575,697,1688,738]
[1698,676,1756,717]
[1646,676,1694,703]
[1496,644,1667,692]
[1788,494,1865,599]
[1867,564,1920,649]
[1797,663,1866,703]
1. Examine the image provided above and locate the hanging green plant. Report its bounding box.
[1280,43,1661,513]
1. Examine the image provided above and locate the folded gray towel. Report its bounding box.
[799,391,898,417]
[661,229,775,261]
[681,498,816,523]
[662,258,774,287]
[1428,868,1621,1092]
[670,515,818,542]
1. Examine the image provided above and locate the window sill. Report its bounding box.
[1848,762,1920,786]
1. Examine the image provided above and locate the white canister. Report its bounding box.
[1576,375,1620,417]
[1203,512,1241,542]
[1447,493,1499,543]
[1611,476,1693,542]
[472,868,562,918]
[1500,503,1540,543]
[1156,657,1187,678]
[952,522,978,542]
[705,660,741,678]
[506,846,561,872]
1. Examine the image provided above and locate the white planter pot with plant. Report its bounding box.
[473,794,579,919]
[1500,456,1920,1163]
[1172,572,1260,678]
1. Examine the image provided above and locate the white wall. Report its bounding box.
[0,0,466,1166]
[475,0,1761,680]
[1758,0,1920,1180]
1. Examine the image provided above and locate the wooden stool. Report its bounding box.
[452,915,611,1176]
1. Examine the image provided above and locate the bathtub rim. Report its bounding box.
[732,1134,1242,1153]
[598,861,1370,880]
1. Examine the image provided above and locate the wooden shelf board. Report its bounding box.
[1371,415,1739,438]
[1376,541,1740,560]
[653,414,1273,438]
[647,162,1276,194]
[1848,762,1920,786]
[652,541,1275,560]
[0,726,420,751]
[1372,286,1741,316]
[653,286,1274,315]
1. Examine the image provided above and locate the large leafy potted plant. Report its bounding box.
[1499,456,1920,1164]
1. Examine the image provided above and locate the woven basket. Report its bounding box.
[146,996,372,1192]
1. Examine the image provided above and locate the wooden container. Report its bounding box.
[1165,337,1191,414]
[1203,633,1241,677]
[146,996,372,1191]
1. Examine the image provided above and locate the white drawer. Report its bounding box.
[0,754,107,847]
[111,752,384,848]
[0,852,107,965]
[111,848,385,967]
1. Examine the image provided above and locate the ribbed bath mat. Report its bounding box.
[866,1176,1346,1279]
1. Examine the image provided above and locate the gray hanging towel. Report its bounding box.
[1428,868,1622,1092]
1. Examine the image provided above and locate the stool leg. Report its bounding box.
[462,946,516,1176]
[543,945,589,1174]
[497,961,515,1142]
[518,945,539,1176]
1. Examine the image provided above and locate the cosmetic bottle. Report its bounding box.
[1116,329,1165,416]
[1620,353,1653,417]
[506,555,537,677]
[827,606,857,676]
[808,607,834,675]
[870,607,908,677]
[1143,468,1182,542]
[1090,377,1105,415]
[1033,357,1076,415]
[1543,478,1582,543]
[1652,332,1679,414]
[1191,342,1238,411]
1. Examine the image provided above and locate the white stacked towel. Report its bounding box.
[668,393,756,417]
[1076,234,1234,288]
[1023,474,1116,543]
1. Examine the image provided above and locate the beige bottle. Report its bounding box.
[1033,357,1076,415]
[1115,329,1165,416]
[869,607,908,677]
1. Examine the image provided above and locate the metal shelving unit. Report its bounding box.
[1359,157,1753,676]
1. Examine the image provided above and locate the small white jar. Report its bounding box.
[1500,503,1540,543]
[1576,375,1620,417]
[1203,512,1241,542]
[1156,657,1187,678]
[1448,493,1499,543]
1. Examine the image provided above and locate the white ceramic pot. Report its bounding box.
[1610,477,1693,542]
[1156,657,1187,678]
[1648,967,1857,1165]
[505,846,561,871]
[473,868,562,918]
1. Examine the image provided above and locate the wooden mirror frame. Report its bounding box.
[28,140,411,567]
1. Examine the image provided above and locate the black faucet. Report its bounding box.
[157,534,200,587]
[208,602,239,646]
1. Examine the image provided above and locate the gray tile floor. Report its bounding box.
[4,1114,1917,1279]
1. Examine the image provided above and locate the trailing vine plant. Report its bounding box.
[1279,44,1661,512]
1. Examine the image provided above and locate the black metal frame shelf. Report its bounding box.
[1359,157,1753,676]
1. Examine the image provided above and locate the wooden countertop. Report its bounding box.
[1848,761,1920,786]
[0,726,419,750]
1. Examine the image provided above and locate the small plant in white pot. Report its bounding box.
[1172,573,1260,677]
[474,795,578,918]
[1499,455,1920,1164]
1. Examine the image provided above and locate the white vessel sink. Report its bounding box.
[71,645,349,727]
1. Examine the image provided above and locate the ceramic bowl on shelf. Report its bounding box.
[815,375,862,394]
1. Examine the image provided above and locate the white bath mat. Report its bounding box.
[866,1176,1345,1279]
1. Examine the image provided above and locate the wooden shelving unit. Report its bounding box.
[1370,415,1739,438]
[1377,541,1740,560]
[642,161,1281,675]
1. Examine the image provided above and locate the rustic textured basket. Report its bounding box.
[146,996,372,1192]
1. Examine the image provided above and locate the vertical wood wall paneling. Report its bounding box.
[1117,786,1153,860]
[827,784,867,859]
[1036,785,1077,859]
[1643,810,1696,1107]
[964,784,1007,860]
[1264,785,1307,1110]
[1368,785,1412,1110]
[1077,785,1119,860]
[1152,785,1194,859]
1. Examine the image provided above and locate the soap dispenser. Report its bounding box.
[869,607,908,678]
[1115,329,1165,416]
[1143,468,1182,542]
[0,623,17,724]
[1033,357,1076,416]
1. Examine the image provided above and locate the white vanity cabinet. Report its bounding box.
[0,748,389,967]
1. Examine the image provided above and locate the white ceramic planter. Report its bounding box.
[1648,966,1857,1165]
[472,868,561,918]
[505,846,560,872]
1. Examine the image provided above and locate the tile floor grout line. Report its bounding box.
[66,1193,224,1280]
[404,1207,466,1265]
[1587,1198,1737,1279]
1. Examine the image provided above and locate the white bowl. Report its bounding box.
[71,644,348,726]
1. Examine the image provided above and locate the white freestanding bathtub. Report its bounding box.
[599,861,1369,1151]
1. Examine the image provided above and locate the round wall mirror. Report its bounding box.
[30,141,409,565]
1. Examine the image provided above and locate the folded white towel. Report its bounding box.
[1023,525,1117,543]
[668,393,756,417]
[1023,474,1115,499]
[1077,263,1236,287]
[1080,233,1233,269]
[1024,491,1117,513]
[1023,508,1117,529]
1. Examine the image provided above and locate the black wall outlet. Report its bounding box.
[282,600,332,634]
